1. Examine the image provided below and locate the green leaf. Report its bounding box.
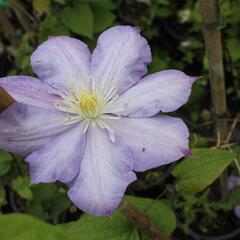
[127,196,176,236]
[12,176,33,200]
[91,5,116,33]
[156,7,171,17]
[172,148,236,194]
[0,214,67,240]
[0,151,13,176]
[60,3,93,38]
[227,38,240,61]
[27,184,56,219]
[33,0,50,12]
[27,201,45,219]
[63,196,175,239]
[148,55,168,73]
[38,16,70,42]
[49,193,70,222]
[63,212,139,240]
[156,0,170,6]
[31,183,59,201]
[29,184,70,222]
[85,0,116,10]
[53,0,65,4]
[229,3,240,24]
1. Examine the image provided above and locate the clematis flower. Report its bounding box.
[0,26,196,216]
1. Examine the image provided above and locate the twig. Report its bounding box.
[216,131,221,148]
[10,0,37,24]
[234,159,240,174]
[10,0,35,44]
[224,114,240,144]
[9,191,20,213]
[119,198,170,240]
[190,118,240,130]
[219,143,236,149]
[0,8,19,47]
[200,0,229,200]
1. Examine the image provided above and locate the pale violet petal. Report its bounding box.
[26,123,86,184]
[31,36,91,91]
[228,176,240,190]
[0,103,72,156]
[110,70,196,117]
[0,76,59,109]
[68,126,136,216]
[109,116,189,172]
[234,205,240,219]
[91,26,151,94]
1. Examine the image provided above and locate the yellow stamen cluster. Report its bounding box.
[78,92,100,119]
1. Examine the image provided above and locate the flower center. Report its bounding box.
[78,92,100,119]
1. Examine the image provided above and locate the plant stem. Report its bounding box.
[119,198,170,240]
[200,0,228,200]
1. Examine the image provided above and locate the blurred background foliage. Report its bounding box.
[0,0,240,239]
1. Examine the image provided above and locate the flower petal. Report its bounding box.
[26,123,86,184]
[68,126,136,216]
[234,205,240,219]
[111,70,196,117]
[91,26,151,94]
[0,103,72,156]
[31,36,91,91]
[0,76,59,109]
[228,176,240,190]
[110,116,189,172]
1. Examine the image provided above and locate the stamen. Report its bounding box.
[91,119,96,128]
[96,119,115,142]
[110,107,126,113]
[63,116,82,126]
[101,80,119,102]
[91,76,99,92]
[100,115,121,120]
[55,102,80,115]
[82,120,91,133]
[104,86,117,101]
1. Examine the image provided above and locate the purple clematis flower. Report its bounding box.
[0,26,196,216]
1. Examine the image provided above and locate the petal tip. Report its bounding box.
[29,178,39,185]
[180,148,192,157]
[191,75,202,82]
